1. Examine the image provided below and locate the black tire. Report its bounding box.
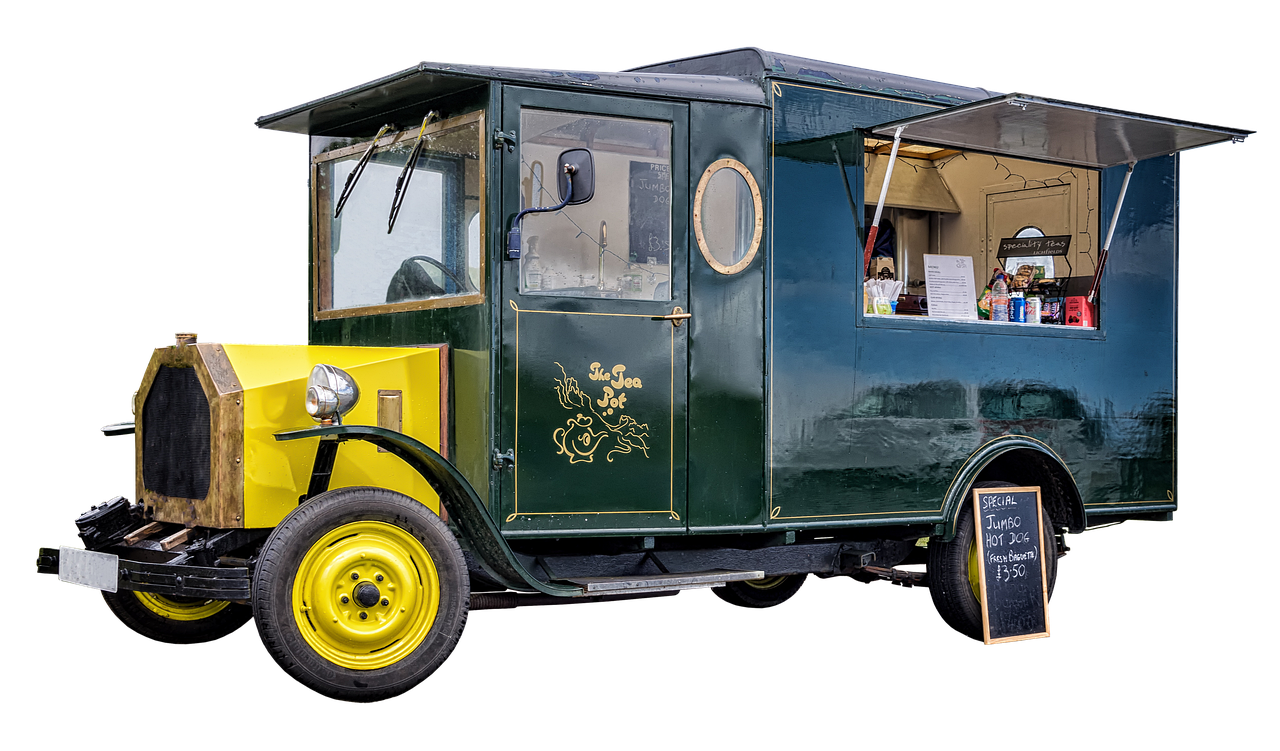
[928,481,1058,641]
[252,486,469,702]
[102,590,251,644]
[713,574,807,608]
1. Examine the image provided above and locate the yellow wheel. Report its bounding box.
[102,590,249,644]
[135,592,231,621]
[967,539,982,602]
[253,487,469,703]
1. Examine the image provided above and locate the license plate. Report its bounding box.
[58,547,119,592]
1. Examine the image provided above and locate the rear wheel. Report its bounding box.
[102,590,251,644]
[713,574,807,608]
[252,487,469,702]
[928,481,1058,640]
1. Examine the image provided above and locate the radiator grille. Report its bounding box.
[142,366,211,500]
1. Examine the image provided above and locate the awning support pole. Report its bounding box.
[1088,162,1135,304]
[862,126,904,276]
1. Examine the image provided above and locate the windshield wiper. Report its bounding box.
[388,112,438,234]
[333,124,392,219]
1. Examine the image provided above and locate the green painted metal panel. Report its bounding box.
[686,101,767,530]
[496,86,690,535]
[765,81,1178,530]
[292,69,1184,542]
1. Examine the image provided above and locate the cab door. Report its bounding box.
[497,87,689,535]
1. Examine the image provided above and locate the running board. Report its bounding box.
[560,569,764,595]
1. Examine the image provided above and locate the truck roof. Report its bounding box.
[256,48,994,136]
[630,47,996,105]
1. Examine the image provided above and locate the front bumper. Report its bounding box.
[37,547,251,600]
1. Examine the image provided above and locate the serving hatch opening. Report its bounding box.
[864,94,1252,311]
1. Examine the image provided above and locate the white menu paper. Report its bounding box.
[924,254,978,320]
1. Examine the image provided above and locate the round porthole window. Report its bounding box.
[694,159,763,274]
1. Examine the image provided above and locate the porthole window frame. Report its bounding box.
[693,158,763,275]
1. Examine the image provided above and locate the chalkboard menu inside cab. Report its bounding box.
[973,486,1050,644]
[629,161,671,263]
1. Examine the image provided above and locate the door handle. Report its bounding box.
[653,306,692,327]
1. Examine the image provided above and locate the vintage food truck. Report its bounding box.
[37,48,1250,701]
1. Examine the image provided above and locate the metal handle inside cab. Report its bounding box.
[653,306,692,327]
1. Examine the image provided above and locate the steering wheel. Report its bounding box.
[404,255,477,294]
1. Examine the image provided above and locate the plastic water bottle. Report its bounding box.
[523,242,543,291]
[991,273,1010,322]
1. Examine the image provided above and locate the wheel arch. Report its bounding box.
[275,424,580,597]
[938,436,1085,541]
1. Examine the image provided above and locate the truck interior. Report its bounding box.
[861,138,1100,309]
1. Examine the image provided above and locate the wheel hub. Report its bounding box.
[353,582,381,608]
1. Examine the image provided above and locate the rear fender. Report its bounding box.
[938,435,1084,541]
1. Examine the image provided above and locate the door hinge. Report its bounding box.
[493,130,516,153]
[492,449,515,470]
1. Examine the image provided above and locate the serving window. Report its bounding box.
[862,137,1099,327]
[311,110,485,319]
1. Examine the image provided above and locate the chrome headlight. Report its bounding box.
[305,364,359,424]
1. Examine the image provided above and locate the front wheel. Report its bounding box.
[252,487,469,702]
[102,590,251,644]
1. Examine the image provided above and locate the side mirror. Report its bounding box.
[557,149,594,205]
[507,148,596,260]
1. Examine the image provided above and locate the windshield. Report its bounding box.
[313,111,484,316]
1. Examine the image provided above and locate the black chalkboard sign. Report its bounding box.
[628,161,671,263]
[972,486,1050,644]
[997,235,1071,258]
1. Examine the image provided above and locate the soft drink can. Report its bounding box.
[1026,297,1041,324]
[1012,297,1026,323]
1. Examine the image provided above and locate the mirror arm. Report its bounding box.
[506,165,575,260]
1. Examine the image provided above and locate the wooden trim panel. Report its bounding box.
[135,342,245,528]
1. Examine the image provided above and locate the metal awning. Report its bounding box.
[869,94,1251,168]
[861,94,1252,306]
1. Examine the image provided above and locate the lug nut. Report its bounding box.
[375,574,384,582]
[340,595,349,604]
[351,572,359,580]
[359,612,368,620]
[381,598,389,607]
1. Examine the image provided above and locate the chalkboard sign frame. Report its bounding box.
[972,485,1051,644]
